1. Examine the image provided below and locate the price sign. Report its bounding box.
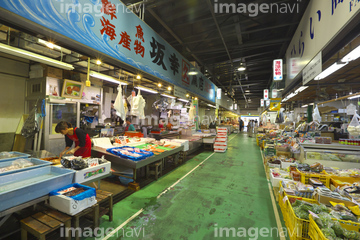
[88,158,99,167]
[264,89,269,100]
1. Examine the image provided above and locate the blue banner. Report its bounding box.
[0,0,216,102]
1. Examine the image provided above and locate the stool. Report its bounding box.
[20,209,71,240]
[96,190,113,222]
[146,161,162,180]
[73,204,99,240]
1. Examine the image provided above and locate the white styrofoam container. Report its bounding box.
[214,142,227,147]
[215,137,227,143]
[270,172,287,187]
[281,161,297,170]
[50,194,97,215]
[214,145,227,151]
[74,162,111,183]
[171,139,189,151]
[203,137,216,144]
[214,147,227,152]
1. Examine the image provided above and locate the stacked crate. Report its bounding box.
[214,127,228,152]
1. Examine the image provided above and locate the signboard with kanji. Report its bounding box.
[263,89,269,100]
[273,59,283,81]
[0,0,216,102]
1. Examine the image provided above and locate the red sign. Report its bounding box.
[182,60,190,85]
[264,89,269,100]
[260,99,264,107]
[273,59,283,81]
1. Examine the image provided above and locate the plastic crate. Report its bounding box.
[282,197,317,240]
[309,215,360,240]
[277,151,292,158]
[330,176,360,188]
[279,181,315,202]
[124,132,144,138]
[297,170,330,188]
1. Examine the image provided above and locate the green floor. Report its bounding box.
[86,134,286,240]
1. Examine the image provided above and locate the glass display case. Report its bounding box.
[301,143,360,169]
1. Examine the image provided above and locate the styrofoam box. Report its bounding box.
[215,138,227,143]
[281,161,297,170]
[214,143,227,147]
[214,145,227,150]
[50,193,97,215]
[214,147,227,152]
[203,137,216,144]
[270,172,288,188]
[74,162,111,184]
[217,133,228,136]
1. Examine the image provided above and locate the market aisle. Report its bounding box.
[91,134,281,240]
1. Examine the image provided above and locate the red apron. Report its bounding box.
[66,127,91,158]
[125,125,129,131]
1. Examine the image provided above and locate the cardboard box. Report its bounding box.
[49,183,97,215]
[74,161,111,184]
[315,193,356,207]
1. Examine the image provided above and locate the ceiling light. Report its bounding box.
[188,71,197,75]
[177,98,189,102]
[96,60,102,65]
[227,100,229,101]
[0,43,74,70]
[135,86,158,94]
[136,75,141,80]
[295,86,308,93]
[245,90,250,93]
[314,62,348,80]
[342,45,360,62]
[158,83,162,87]
[348,94,360,100]
[90,71,128,85]
[161,93,176,99]
[167,86,172,91]
[195,97,198,100]
[38,39,59,50]
[237,63,246,71]
[186,94,190,97]
[207,104,216,108]
[301,104,308,108]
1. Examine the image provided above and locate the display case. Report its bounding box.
[301,143,360,169]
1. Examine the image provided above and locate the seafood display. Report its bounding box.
[0,159,34,173]
[107,146,155,160]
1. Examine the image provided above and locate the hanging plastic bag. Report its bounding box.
[275,109,284,123]
[297,114,302,123]
[312,105,322,123]
[346,103,357,116]
[114,85,126,120]
[347,113,360,135]
[21,105,39,138]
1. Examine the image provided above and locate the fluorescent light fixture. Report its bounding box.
[295,86,308,93]
[348,94,360,100]
[207,104,216,108]
[0,42,74,70]
[245,90,250,93]
[301,104,308,108]
[135,86,158,94]
[161,93,176,99]
[177,98,189,102]
[38,39,59,50]
[89,71,128,85]
[277,88,284,91]
[314,62,348,80]
[342,45,360,62]
[287,92,297,99]
[188,71,197,75]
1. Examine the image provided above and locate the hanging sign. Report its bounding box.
[266,100,270,107]
[174,86,187,99]
[260,99,264,107]
[264,89,269,100]
[217,88,222,99]
[234,104,237,110]
[269,98,282,111]
[273,59,283,81]
[272,89,278,98]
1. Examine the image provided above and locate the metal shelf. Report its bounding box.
[301,143,360,151]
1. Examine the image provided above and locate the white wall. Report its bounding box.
[0,54,29,133]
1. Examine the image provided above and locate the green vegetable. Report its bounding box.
[292,200,302,208]
[300,202,314,212]
[322,227,336,240]
[331,221,344,238]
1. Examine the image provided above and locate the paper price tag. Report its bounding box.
[88,158,99,167]
[283,196,288,203]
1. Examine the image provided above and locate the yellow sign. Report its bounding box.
[269,98,282,111]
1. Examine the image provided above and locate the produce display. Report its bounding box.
[0,159,34,173]
[282,180,314,198]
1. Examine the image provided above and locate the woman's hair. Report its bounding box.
[55,121,72,133]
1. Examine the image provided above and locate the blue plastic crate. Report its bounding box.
[0,166,75,211]
[0,158,52,176]
[0,151,30,162]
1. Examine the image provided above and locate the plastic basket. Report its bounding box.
[330,176,360,188]
[283,198,317,240]
[297,170,330,188]
[279,181,315,202]
[309,215,360,240]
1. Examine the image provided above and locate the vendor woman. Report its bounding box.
[55,121,91,158]
[125,118,135,131]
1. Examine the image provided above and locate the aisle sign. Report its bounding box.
[234,103,237,110]
[260,99,264,107]
[272,89,278,98]
[264,89,269,100]
[273,59,283,81]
